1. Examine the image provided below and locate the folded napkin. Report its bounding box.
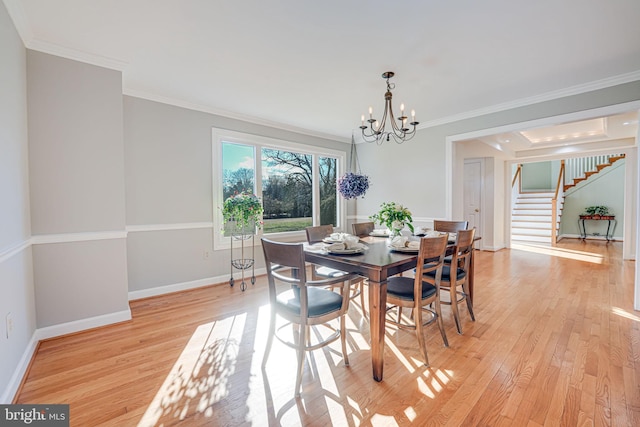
[330,232,351,242]
[326,241,362,251]
[406,240,420,249]
[425,231,445,238]
[305,242,326,253]
[389,236,408,248]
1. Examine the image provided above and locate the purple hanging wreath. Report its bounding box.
[338,172,370,199]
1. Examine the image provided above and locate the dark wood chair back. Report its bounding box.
[305,224,334,244]
[352,222,375,237]
[433,220,468,233]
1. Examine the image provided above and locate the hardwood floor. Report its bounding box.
[15,239,640,426]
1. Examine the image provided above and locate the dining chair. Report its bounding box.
[305,225,367,317]
[433,220,468,233]
[385,234,449,366]
[423,228,476,334]
[433,220,469,264]
[261,238,354,397]
[352,221,375,237]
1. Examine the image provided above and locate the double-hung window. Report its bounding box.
[213,129,345,249]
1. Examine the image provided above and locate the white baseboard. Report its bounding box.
[1,309,132,404]
[128,268,268,301]
[34,309,132,341]
[0,334,39,404]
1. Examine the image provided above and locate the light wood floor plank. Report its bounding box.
[13,239,640,426]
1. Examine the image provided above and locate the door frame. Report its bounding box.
[463,158,485,250]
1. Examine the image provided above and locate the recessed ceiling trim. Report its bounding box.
[123,88,350,144]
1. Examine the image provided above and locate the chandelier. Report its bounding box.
[359,71,419,144]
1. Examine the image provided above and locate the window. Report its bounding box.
[213,129,345,249]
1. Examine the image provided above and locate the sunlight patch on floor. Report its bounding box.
[511,242,604,264]
[612,306,640,322]
[137,305,274,427]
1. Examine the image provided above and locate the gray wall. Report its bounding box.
[123,96,348,295]
[0,1,35,403]
[27,51,130,327]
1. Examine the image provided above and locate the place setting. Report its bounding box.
[323,233,368,255]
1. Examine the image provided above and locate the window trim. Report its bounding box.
[212,128,346,250]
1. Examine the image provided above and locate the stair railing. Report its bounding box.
[551,160,565,246]
[564,154,623,186]
[511,164,522,217]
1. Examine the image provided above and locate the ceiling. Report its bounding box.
[4,0,640,142]
[477,111,639,158]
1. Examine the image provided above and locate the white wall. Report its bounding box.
[356,81,640,256]
[0,1,36,403]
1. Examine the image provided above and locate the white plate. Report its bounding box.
[369,231,389,237]
[388,245,419,253]
[327,247,365,255]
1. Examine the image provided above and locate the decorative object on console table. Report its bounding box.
[338,133,370,199]
[578,205,616,241]
[580,205,611,220]
[222,193,264,291]
[369,201,414,239]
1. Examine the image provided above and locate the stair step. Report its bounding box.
[512,228,552,236]
[514,203,552,209]
[512,235,552,243]
[512,215,552,221]
[511,221,553,229]
[517,192,554,196]
[515,198,553,204]
[513,209,553,215]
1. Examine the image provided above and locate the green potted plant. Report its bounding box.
[582,205,612,219]
[369,201,414,238]
[222,192,264,235]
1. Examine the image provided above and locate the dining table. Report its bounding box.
[304,234,479,382]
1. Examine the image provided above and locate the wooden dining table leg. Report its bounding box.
[368,279,387,382]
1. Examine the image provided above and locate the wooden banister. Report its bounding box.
[550,160,565,246]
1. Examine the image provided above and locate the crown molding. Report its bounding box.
[123,88,350,144]
[27,38,127,71]
[2,0,127,71]
[2,0,33,45]
[418,70,640,130]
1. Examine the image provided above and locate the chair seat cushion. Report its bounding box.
[387,276,437,301]
[423,265,466,281]
[315,266,349,278]
[276,287,343,317]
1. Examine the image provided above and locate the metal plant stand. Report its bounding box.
[228,222,256,291]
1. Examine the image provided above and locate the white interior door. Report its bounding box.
[464,159,483,244]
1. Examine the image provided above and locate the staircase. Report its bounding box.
[563,154,625,192]
[511,192,559,245]
[511,153,625,245]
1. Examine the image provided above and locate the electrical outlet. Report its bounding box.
[203,250,210,259]
[6,312,13,339]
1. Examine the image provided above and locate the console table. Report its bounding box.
[578,216,616,241]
